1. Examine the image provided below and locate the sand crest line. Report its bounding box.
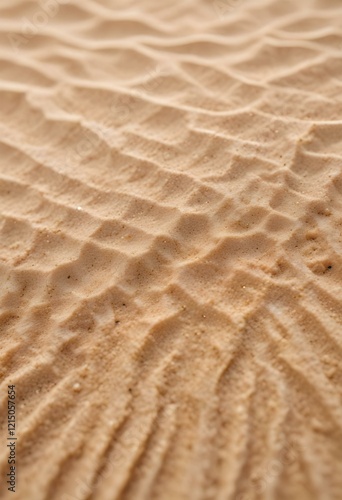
[7,0,69,52]
[58,432,302,500]
[59,404,177,500]
[66,63,171,165]
[233,438,300,500]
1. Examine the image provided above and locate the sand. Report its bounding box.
[0,0,342,499]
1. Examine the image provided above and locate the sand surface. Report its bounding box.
[0,0,342,499]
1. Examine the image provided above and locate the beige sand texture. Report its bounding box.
[0,0,342,499]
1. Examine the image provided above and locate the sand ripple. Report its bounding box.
[0,0,342,499]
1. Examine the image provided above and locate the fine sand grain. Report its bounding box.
[0,0,342,499]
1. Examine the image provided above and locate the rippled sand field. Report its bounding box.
[0,0,342,499]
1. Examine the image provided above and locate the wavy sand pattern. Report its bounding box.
[0,0,342,499]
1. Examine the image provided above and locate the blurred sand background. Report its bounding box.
[0,0,342,499]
